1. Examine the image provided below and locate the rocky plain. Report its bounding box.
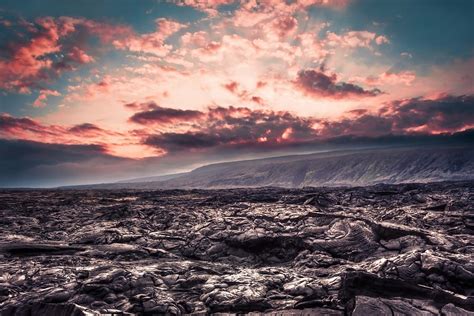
[0,181,473,315]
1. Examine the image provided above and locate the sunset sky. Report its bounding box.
[0,0,473,187]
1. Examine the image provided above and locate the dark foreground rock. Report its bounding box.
[0,181,473,315]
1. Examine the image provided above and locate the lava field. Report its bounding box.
[1,182,473,315]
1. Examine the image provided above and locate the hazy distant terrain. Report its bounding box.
[71,146,474,189]
[161,146,474,188]
[116,172,189,184]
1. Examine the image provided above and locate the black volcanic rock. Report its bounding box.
[1,181,474,315]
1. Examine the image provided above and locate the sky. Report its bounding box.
[0,0,473,187]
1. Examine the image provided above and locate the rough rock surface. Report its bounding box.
[1,181,473,315]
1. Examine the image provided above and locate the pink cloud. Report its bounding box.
[2,93,472,160]
[375,35,390,45]
[378,71,416,85]
[239,0,348,18]
[231,0,347,29]
[233,10,274,28]
[177,0,235,16]
[296,32,329,63]
[0,16,99,94]
[269,15,298,38]
[181,33,259,63]
[325,30,388,49]
[33,89,61,108]
[0,113,66,140]
[111,18,187,56]
[0,113,134,157]
[67,46,94,64]
[221,80,268,104]
[256,81,267,88]
[0,15,188,97]
[351,71,416,87]
[224,81,239,93]
[80,19,135,44]
[181,31,208,47]
[65,75,113,101]
[0,17,63,92]
[180,31,222,60]
[251,96,264,104]
[4,5,468,147]
[135,93,471,154]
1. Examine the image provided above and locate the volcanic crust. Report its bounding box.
[0,182,473,315]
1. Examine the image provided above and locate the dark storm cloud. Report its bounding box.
[0,139,131,187]
[0,139,109,164]
[140,95,474,152]
[0,114,41,131]
[145,132,222,151]
[318,115,393,137]
[0,113,62,137]
[386,94,474,132]
[318,94,474,137]
[68,123,104,134]
[142,106,317,151]
[129,103,204,125]
[294,69,382,99]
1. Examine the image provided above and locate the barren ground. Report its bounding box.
[1,182,473,315]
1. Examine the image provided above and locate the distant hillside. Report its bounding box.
[115,172,188,183]
[63,145,474,189]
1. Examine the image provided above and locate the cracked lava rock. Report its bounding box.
[0,181,473,315]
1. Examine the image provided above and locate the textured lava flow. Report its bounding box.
[0,182,473,315]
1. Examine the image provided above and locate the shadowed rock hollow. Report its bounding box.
[0,181,473,315]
